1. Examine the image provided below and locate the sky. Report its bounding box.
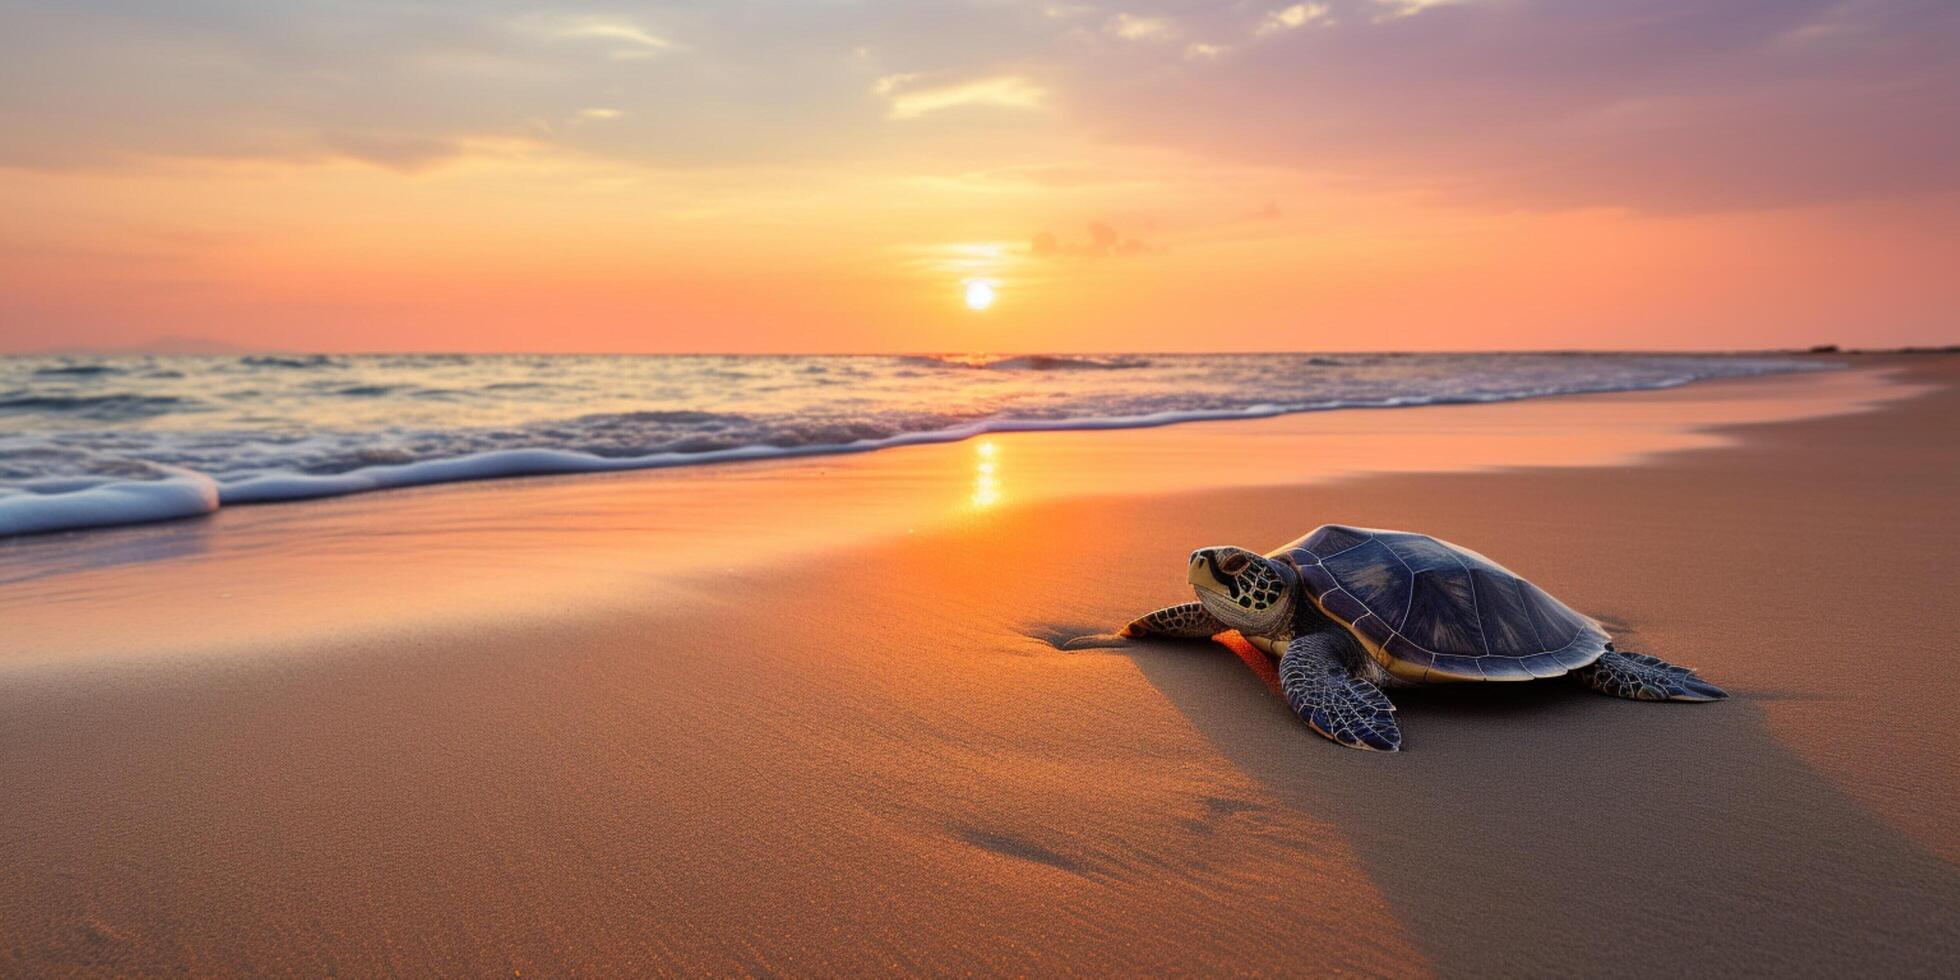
[0,0,1955,353]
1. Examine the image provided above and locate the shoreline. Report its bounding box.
[0,352,1836,538]
[0,360,1922,666]
[1,355,1955,974]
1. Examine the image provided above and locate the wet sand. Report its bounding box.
[2,357,1956,975]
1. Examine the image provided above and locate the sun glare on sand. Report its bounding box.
[964,280,996,311]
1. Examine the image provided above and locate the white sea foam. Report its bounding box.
[0,470,219,537]
[0,352,1828,536]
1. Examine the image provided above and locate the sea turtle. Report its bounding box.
[1099,524,1725,751]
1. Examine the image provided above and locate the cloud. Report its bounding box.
[1107,13,1176,41]
[525,14,675,53]
[318,132,468,173]
[1370,0,1457,21]
[881,76,1049,120]
[0,0,1952,216]
[1030,222,1153,257]
[576,107,623,120]
[871,73,920,96]
[1256,3,1331,36]
[0,1,1008,172]
[1079,0,1960,212]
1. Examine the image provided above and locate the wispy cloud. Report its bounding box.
[1371,0,1459,22]
[871,73,920,96]
[532,16,674,50]
[521,13,676,60]
[1106,13,1176,42]
[1075,0,1960,212]
[897,240,1026,278]
[1256,3,1332,37]
[880,76,1049,121]
[1030,222,1152,258]
[0,0,1952,216]
[318,132,467,173]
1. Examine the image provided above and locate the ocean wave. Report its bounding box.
[904,353,1151,371]
[32,363,123,378]
[241,354,341,369]
[0,393,196,421]
[0,352,1828,537]
[0,472,220,537]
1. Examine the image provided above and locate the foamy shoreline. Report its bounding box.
[0,361,1915,667]
[0,351,1823,536]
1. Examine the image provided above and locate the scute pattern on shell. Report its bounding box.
[1277,524,1611,682]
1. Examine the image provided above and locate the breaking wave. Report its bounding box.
[0,351,1827,536]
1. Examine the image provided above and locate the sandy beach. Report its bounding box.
[3,356,1957,976]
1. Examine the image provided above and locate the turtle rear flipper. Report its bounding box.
[1576,649,1727,702]
[1281,631,1402,752]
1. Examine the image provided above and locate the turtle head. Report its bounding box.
[1188,546,1294,634]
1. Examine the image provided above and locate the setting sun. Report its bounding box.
[964,280,997,312]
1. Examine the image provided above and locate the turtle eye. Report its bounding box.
[1217,553,1251,576]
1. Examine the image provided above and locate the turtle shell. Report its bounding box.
[1271,524,1610,683]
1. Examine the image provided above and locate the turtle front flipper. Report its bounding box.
[1120,602,1225,639]
[1280,631,1402,752]
[1576,649,1727,702]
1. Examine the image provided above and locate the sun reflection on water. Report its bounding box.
[970,439,1002,508]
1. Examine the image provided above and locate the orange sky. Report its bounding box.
[0,1,1955,353]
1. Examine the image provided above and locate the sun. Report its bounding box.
[964,280,996,311]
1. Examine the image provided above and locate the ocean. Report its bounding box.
[0,352,1823,536]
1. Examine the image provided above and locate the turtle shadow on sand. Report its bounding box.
[1112,636,1960,977]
